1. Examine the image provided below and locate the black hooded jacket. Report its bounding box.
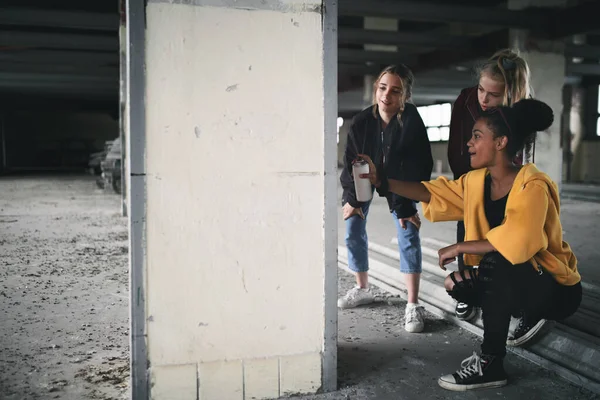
[340,103,433,218]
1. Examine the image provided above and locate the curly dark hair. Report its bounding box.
[480,99,554,161]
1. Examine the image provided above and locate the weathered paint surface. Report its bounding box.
[144,1,334,397]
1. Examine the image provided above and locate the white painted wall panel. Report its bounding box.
[145,2,327,368]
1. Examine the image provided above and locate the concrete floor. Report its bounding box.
[0,175,598,399]
[292,271,599,400]
[0,175,128,400]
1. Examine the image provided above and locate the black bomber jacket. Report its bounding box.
[340,103,434,218]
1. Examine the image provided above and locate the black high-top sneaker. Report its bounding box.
[507,315,547,347]
[438,352,508,391]
[455,302,477,321]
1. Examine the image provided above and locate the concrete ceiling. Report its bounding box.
[1,0,600,113]
[0,0,119,113]
[337,0,600,108]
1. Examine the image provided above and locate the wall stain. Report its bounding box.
[226,84,239,92]
[194,126,201,138]
[241,267,248,293]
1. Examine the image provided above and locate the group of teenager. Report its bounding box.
[339,49,583,391]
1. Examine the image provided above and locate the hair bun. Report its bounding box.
[511,99,554,133]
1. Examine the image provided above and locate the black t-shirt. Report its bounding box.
[484,175,509,229]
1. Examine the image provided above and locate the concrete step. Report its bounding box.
[337,242,600,395]
[389,236,600,338]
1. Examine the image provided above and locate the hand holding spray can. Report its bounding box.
[352,158,373,202]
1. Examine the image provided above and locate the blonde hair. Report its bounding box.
[371,64,414,122]
[478,49,532,106]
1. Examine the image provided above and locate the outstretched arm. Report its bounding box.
[387,179,431,203]
[358,154,431,203]
[437,240,496,270]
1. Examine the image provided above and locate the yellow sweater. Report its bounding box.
[421,164,580,286]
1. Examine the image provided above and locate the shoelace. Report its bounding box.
[455,352,483,380]
[515,316,535,334]
[345,287,364,301]
[406,307,423,324]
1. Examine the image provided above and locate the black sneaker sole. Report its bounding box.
[506,319,547,347]
[438,378,508,391]
[456,307,478,321]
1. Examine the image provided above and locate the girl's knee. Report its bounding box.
[445,270,474,291]
[445,270,481,307]
[444,273,457,291]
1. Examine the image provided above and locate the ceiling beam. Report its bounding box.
[338,48,417,67]
[411,29,509,74]
[339,62,475,85]
[0,61,118,77]
[0,8,117,31]
[0,31,118,52]
[565,44,600,60]
[566,63,600,77]
[339,63,383,76]
[0,49,118,67]
[338,28,464,49]
[547,1,600,39]
[0,91,118,111]
[0,72,118,97]
[0,72,117,85]
[0,82,116,96]
[339,1,549,31]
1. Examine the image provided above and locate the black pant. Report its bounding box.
[449,252,582,357]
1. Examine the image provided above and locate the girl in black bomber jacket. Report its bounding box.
[339,64,433,333]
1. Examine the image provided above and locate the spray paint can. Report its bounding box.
[352,159,373,202]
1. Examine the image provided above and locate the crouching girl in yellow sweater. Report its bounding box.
[359,98,582,391]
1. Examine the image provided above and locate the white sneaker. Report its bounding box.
[337,287,374,309]
[404,303,425,333]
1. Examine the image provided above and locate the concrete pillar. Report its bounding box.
[0,114,5,173]
[508,0,567,186]
[126,0,337,398]
[569,86,585,181]
[561,84,573,182]
[119,0,128,217]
